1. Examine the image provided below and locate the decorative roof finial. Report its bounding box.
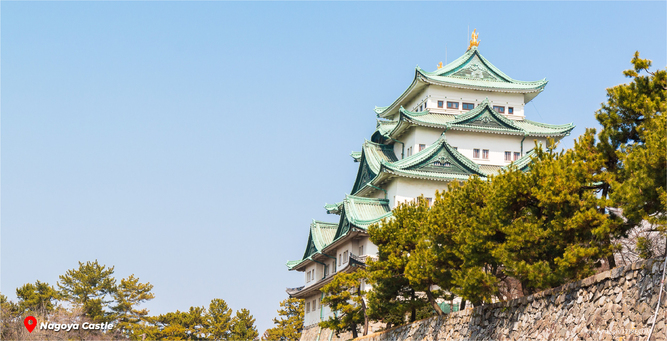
[468,29,480,50]
[437,62,443,69]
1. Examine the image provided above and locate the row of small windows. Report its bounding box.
[472,149,490,159]
[473,149,522,161]
[306,269,316,282]
[306,298,320,313]
[505,151,522,161]
[493,105,514,114]
[438,101,476,110]
[339,250,349,265]
[436,101,514,114]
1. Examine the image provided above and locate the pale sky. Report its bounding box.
[2,1,666,335]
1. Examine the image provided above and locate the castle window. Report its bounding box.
[313,299,317,310]
[425,197,433,206]
[419,144,426,152]
[306,302,310,313]
[462,103,474,110]
[447,101,459,109]
[339,253,341,265]
[359,245,364,255]
[438,100,444,108]
[482,149,489,159]
[514,152,520,161]
[473,149,480,158]
[508,107,514,114]
[343,250,349,264]
[324,265,329,277]
[505,151,511,162]
[493,105,505,113]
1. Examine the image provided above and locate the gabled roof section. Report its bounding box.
[377,101,574,139]
[332,195,392,241]
[380,133,486,180]
[350,140,398,194]
[447,99,524,135]
[376,47,548,119]
[286,220,337,270]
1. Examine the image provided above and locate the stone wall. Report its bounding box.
[300,324,353,341]
[315,257,666,341]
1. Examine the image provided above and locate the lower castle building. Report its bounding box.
[286,33,575,332]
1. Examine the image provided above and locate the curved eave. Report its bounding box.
[418,73,547,104]
[377,70,429,119]
[380,163,483,183]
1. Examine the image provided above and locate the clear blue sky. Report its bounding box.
[2,1,665,335]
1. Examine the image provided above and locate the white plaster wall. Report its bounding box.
[384,177,448,209]
[446,131,548,166]
[304,293,322,327]
[423,86,526,119]
[304,263,325,288]
[446,131,525,166]
[336,240,356,271]
[358,236,378,257]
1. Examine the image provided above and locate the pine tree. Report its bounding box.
[598,52,666,231]
[319,271,367,338]
[207,298,233,340]
[110,275,155,339]
[367,202,428,327]
[16,280,60,314]
[430,178,500,306]
[490,134,621,295]
[262,298,303,341]
[230,308,259,340]
[57,260,116,322]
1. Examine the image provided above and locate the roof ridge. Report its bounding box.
[520,118,575,129]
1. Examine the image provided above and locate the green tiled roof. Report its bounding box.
[509,149,536,171]
[379,134,486,181]
[377,99,574,140]
[286,220,338,270]
[350,151,362,162]
[331,195,392,242]
[376,47,548,119]
[350,140,399,195]
[342,195,392,229]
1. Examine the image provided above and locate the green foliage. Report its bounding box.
[230,308,258,341]
[319,271,367,338]
[57,260,116,322]
[431,178,498,305]
[635,237,655,259]
[207,298,233,340]
[367,199,429,327]
[16,280,59,314]
[263,298,303,341]
[490,133,621,294]
[596,52,666,230]
[111,275,155,338]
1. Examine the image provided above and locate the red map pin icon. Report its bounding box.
[24,316,37,333]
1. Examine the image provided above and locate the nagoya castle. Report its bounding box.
[286,31,575,334]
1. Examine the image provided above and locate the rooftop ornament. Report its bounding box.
[468,29,480,50]
[437,61,443,69]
